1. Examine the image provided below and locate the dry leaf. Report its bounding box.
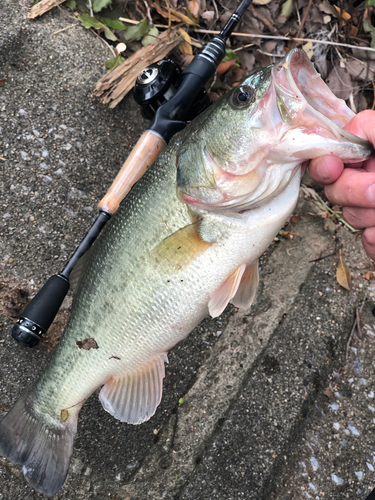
[333,5,351,22]
[178,28,193,55]
[308,211,328,219]
[336,249,351,290]
[363,270,375,280]
[302,41,313,59]
[280,230,299,241]
[217,59,237,75]
[188,0,199,18]
[253,0,272,4]
[323,387,334,400]
[201,10,214,22]
[76,338,99,350]
[318,1,338,17]
[289,215,301,224]
[151,2,180,22]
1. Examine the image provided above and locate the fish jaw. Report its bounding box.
[178,49,373,214]
[270,49,373,162]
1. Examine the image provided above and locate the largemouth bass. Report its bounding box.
[0,49,372,497]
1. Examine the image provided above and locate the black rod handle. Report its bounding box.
[12,210,111,347]
[12,274,69,347]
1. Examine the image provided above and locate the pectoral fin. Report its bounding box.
[208,264,246,318]
[231,260,259,309]
[99,354,167,424]
[152,222,212,270]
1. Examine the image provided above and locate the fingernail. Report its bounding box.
[366,184,375,204]
[316,159,330,182]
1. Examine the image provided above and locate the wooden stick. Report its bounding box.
[28,0,65,19]
[93,27,183,107]
[98,131,166,213]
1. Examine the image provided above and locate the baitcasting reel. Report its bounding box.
[134,59,210,122]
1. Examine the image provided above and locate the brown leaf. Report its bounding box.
[76,338,99,350]
[336,249,351,290]
[363,270,375,280]
[229,67,249,87]
[333,5,351,22]
[217,59,237,75]
[0,406,9,412]
[178,28,193,55]
[289,215,301,224]
[308,211,328,219]
[323,386,333,400]
[201,10,214,22]
[280,231,299,241]
[0,79,6,87]
[151,2,181,22]
[188,0,199,18]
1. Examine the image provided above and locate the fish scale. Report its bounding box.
[0,49,373,497]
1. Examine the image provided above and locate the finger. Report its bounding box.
[324,169,375,208]
[362,227,375,261]
[343,207,375,229]
[364,156,375,173]
[309,155,344,184]
[343,110,375,144]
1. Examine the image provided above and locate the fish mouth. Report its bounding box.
[273,49,372,155]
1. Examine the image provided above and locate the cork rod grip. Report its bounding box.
[98,130,166,214]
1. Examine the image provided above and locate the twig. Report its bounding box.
[250,5,277,34]
[193,29,375,54]
[356,307,362,339]
[143,0,153,26]
[309,250,338,263]
[91,29,116,57]
[88,0,93,18]
[301,185,357,232]
[119,17,169,28]
[292,0,313,48]
[346,293,366,359]
[53,24,77,35]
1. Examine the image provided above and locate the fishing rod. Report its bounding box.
[12,0,253,347]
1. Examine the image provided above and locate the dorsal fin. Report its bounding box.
[231,260,259,310]
[99,353,167,424]
[208,264,246,318]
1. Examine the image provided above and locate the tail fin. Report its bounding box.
[0,391,78,497]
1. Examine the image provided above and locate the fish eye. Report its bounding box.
[231,85,255,109]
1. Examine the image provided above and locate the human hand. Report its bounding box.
[309,110,375,260]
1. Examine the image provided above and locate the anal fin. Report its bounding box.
[99,354,167,424]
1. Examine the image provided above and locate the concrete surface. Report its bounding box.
[1,3,375,500]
